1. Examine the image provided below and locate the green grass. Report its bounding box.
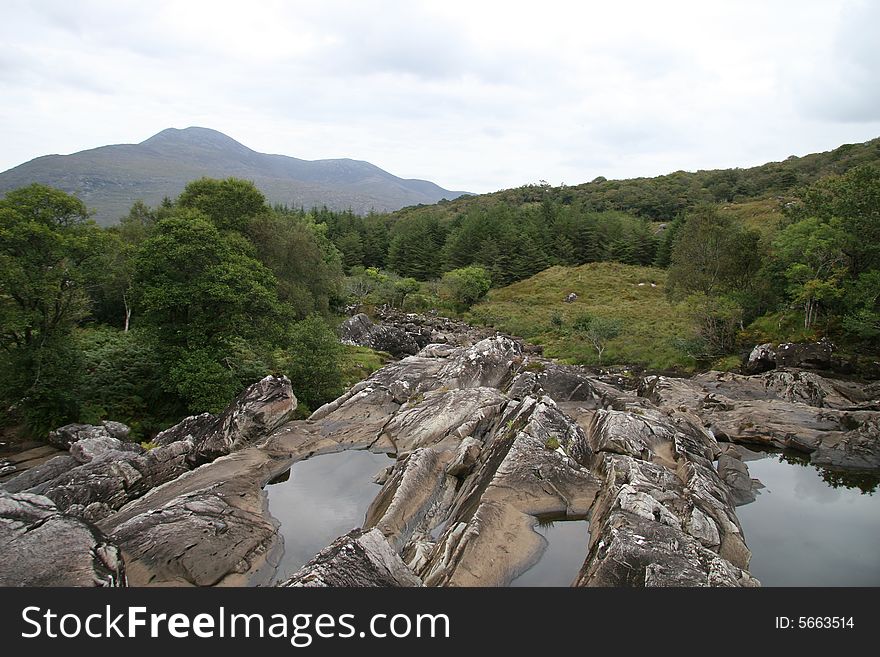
[467,262,695,371]
[717,198,786,240]
[741,311,817,345]
[339,345,394,389]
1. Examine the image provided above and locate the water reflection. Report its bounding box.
[509,519,589,587]
[735,452,880,586]
[777,451,879,494]
[265,449,392,582]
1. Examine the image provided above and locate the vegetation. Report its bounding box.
[0,179,348,437]
[468,262,693,370]
[2,137,878,438]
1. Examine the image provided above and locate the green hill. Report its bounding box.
[391,136,880,224]
[0,127,469,225]
[467,262,693,371]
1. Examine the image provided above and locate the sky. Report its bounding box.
[1,0,879,194]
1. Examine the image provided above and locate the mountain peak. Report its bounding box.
[140,127,252,153]
[0,127,468,224]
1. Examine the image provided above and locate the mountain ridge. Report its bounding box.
[0,127,469,224]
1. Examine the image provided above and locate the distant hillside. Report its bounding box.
[390,137,880,223]
[0,127,469,224]
[467,262,692,371]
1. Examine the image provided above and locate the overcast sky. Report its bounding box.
[2,0,879,193]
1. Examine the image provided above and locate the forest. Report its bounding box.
[1,139,878,440]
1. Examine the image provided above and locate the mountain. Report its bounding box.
[0,127,469,224]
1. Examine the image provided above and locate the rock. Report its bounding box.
[0,490,124,586]
[155,375,297,463]
[437,336,523,390]
[565,292,578,303]
[70,436,143,464]
[418,397,602,587]
[574,452,756,587]
[380,387,508,453]
[1,454,79,493]
[745,343,776,374]
[644,369,880,470]
[102,421,131,441]
[811,416,880,470]
[372,465,393,485]
[339,313,420,358]
[280,529,422,587]
[776,340,834,370]
[716,453,761,506]
[108,481,279,587]
[46,423,114,450]
[510,360,628,407]
[1,377,294,515]
[446,437,482,477]
[187,374,297,463]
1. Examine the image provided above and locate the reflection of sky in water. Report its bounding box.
[736,455,880,586]
[266,449,391,582]
[509,520,589,587]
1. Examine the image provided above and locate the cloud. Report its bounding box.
[1,0,879,193]
[792,0,880,123]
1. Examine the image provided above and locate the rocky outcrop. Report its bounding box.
[46,420,131,450]
[340,313,421,358]
[0,377,296,517]
[745,343,776,374]
[0,490,124,586]
[641,370,880,471]
[280,529,422,587]
[16,329,874,588]
[154,374,297,463]
[776,340,835,370]
[341,309,499,358]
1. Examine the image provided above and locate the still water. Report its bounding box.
[509,519,590,587]
[735,453,880,586]
[265,449,392,582]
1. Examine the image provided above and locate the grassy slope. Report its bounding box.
[717,198,785,239]
[467,262,693,370]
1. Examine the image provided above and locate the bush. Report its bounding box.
[440,266,492,311]
[572,313,623,363]
[283,314,344,411]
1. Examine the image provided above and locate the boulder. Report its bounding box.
[0,490,124,586]
[776,340,834,370]
[155,375,297,463]
[339,313,420,358]
[744,343,776,374]
[46,423,119,450]
[280,529,422,587]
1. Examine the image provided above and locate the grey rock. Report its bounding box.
[744,343,776,374]
[2,454,79,493]
[0,490,124,586]
[340,313,420,358]
[446,437,482,477]
[46,423,112,450]
[640,370,880,471]
[102,421,131,441]
[155,375,297,463]
[280,529,422,587]
[717,454,761,506]
[776,340,835,370]
[70,436,142,464]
